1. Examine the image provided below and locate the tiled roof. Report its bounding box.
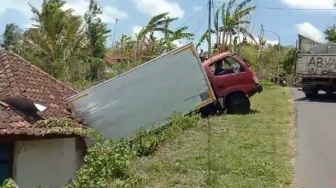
[0,48,83,136]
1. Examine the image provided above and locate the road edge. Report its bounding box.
[290,87,298,188]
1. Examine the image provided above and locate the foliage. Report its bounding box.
[0,1,298,187]
[26,0,85,79]
[84,0,111,81]
[0,23,22,52]
[281,47,297,75]
[198,0,256,53]
[324,24,336,42]
[36,117,100,139]
[130,86,294,187]
[65,113,200,188]
[0,179,17,188]
[238,43,295,78]
[67,139,137,188]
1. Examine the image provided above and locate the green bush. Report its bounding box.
[67,112,201,187]
[1,179,17,188]
[67,139,136,188]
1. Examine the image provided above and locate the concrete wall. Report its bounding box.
[13,138,84,188]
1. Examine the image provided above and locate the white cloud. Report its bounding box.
[62,0,88,16]
[252,36,279,45]
[193,6,203,11]
[62,0,128,22]
[296,22,326,43]
[133,0,184,18]
[132,25,143,36]
[0,0,39,18]
[0,0,127,25]
[281,0,334,9]
[99,6,128,22]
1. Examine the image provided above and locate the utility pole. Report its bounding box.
[206,0,212,186]
[263,29,281,77]
[257,24,264,76]
[207,0,212,58]
[112,19,118,47]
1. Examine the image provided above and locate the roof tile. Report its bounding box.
[0,48,83,136]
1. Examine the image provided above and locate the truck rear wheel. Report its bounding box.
[226,92,250,114]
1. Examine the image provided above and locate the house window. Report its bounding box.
[0,143,14,183]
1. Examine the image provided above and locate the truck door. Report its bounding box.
[207,55,254,97]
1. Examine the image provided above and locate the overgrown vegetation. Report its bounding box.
[64,113,201,188]
[0,0,299,90]
[128,85,295,187]
[0,0,298,187]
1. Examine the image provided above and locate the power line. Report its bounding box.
[256,6,336,11]
[194,13,207,35]
[212,1,336,11]
[176,3,207,29]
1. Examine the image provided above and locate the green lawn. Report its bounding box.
[131,85,295,188]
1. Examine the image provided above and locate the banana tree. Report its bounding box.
[219,0,256,50]
[136,12,177,57]
[162,26,194,51]
[198,0,256,53]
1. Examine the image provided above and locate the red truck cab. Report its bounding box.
[201,52,262,115]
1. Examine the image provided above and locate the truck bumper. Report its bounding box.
[248,84,263,97]
[256,84,263,93]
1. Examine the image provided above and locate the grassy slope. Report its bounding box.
[131,85,295,188]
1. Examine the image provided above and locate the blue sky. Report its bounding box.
[0,0,335,49]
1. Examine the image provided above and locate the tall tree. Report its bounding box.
[1,23,23,52]
[26,0,85,80]
[84,0,111,81]
[324,25,336,42]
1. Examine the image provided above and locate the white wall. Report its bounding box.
[13,138,84,188]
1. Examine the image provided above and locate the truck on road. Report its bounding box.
[67,43,262,139]
[296,38,336,98]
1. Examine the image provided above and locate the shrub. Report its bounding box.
[67,112,201,187]
[67,139,136,188]
[1,179,17,188]
[1,113,201,188]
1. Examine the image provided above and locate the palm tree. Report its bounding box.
[25,0,85,80]
[198,0,256,53]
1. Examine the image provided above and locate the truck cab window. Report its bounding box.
[210,56,243,76]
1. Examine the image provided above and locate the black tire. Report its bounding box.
[226,92,250,114]
[305,91,318,99]
[200,103,217,117]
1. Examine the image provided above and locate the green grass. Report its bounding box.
[130,86,295,188]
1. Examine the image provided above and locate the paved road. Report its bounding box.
[294,89,336,188]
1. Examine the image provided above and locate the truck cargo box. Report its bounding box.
[296,54,336,78]
[67,43,216,139]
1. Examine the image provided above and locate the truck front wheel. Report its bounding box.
[226,92,250,114]
[304,90,318,99]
